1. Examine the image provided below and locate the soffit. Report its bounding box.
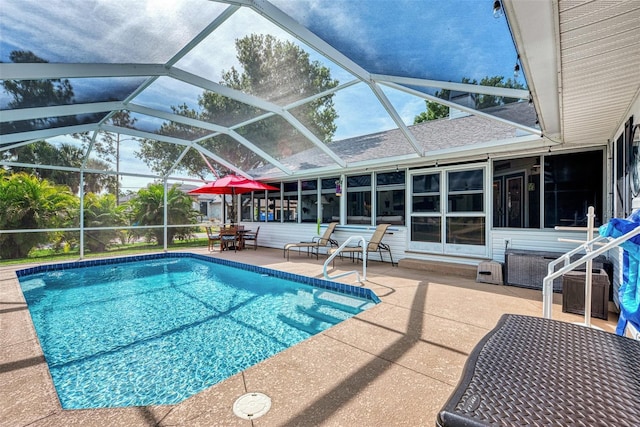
[508,0,640,146]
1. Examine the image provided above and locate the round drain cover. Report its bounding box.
[233,392,271,420]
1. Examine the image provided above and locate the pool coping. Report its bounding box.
[16,252,381,304]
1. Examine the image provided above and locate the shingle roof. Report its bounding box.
[249,101,538,177]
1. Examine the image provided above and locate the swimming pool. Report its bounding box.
[17,253,379,409]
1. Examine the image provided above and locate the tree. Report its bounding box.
[1,50,77,134]
[128,183,199,246]
[473,76,526,109]
[2,50,114,193]
[414,76,526,124]
[83,158,117,194]
[74,111,137,202]
[0,172,77,259]
[83,193,127,253]
[414,88,451,124]
[137,34,339,177]
[4,141,84,193]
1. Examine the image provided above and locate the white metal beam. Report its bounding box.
[126,103,293,175]
[0,101,124,122]
[191,142,252,178]
[0,124,99,144]
[163,145,194,179]
[504,0,562,141]
[380,81,542,136]
[367,82,423,155]
[165,5,240,67]
[0,63,168,80]
[0,138,47,152]
[280,111,346,167]
[168,67,282,113]
[371,74,531,100]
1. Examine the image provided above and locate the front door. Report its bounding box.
[506,174,524,228]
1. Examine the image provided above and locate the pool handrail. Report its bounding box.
[323,236,367,283]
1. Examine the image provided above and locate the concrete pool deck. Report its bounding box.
[1,247,619,426]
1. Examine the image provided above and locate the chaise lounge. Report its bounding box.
[328,223,396,266]
[284,222,339,260]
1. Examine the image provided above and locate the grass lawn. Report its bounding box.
[0,237,209,266]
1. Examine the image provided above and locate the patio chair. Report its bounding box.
[328,223,397,266]
[206,227,221,252]
[284,222,339,260]
[242,226,260,250]
[220,226,239,252]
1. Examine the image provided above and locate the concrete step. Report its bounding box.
[398,258,478,279]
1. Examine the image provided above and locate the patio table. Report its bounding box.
[437,314,640,426]
[236,229,251,250]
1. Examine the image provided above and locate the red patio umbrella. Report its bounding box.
[188,175,279,222]
[188,174,279,195]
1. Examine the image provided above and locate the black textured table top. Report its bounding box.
[437,314,640,426]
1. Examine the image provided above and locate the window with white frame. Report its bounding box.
[446,169,485,246]
[300,179,318,223]
[321,178,340,223]
[376,171,405,225]
[346,174,372,225]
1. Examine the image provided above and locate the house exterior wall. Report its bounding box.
[240,145,613,270]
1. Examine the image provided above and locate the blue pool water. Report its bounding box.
[17,253,379,409]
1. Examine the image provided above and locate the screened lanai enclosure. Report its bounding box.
[1,0,639,262]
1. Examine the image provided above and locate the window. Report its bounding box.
[252,191,266,222]
[346,174,372,225]
[409,167,487,252]
[240,194,253,222]
[544,151,603,227]
[411,173,441,243]
[412,173,440,213]
[411,216,441,243]
[446,169,485,245]
[492,151,603,229]
[300,179,317,223]
[266,184,281,222]
[376,171,405,225]
[282,181,298,222]
[321,178,340,223]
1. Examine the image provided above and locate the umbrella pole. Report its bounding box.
[231,190,236,225]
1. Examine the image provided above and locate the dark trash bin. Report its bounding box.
[562,268,610,320]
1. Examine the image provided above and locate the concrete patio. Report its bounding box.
[1,247,618,426]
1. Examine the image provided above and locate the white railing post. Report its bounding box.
[583,206,595,327]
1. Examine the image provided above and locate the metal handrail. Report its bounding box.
[323,236,367,283]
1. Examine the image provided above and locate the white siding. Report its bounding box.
[491,229,602,263]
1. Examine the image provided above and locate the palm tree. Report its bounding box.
[0,172,77,259]
[83,158,117,195]
[83,193,127,253]
[128,183,198,246]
